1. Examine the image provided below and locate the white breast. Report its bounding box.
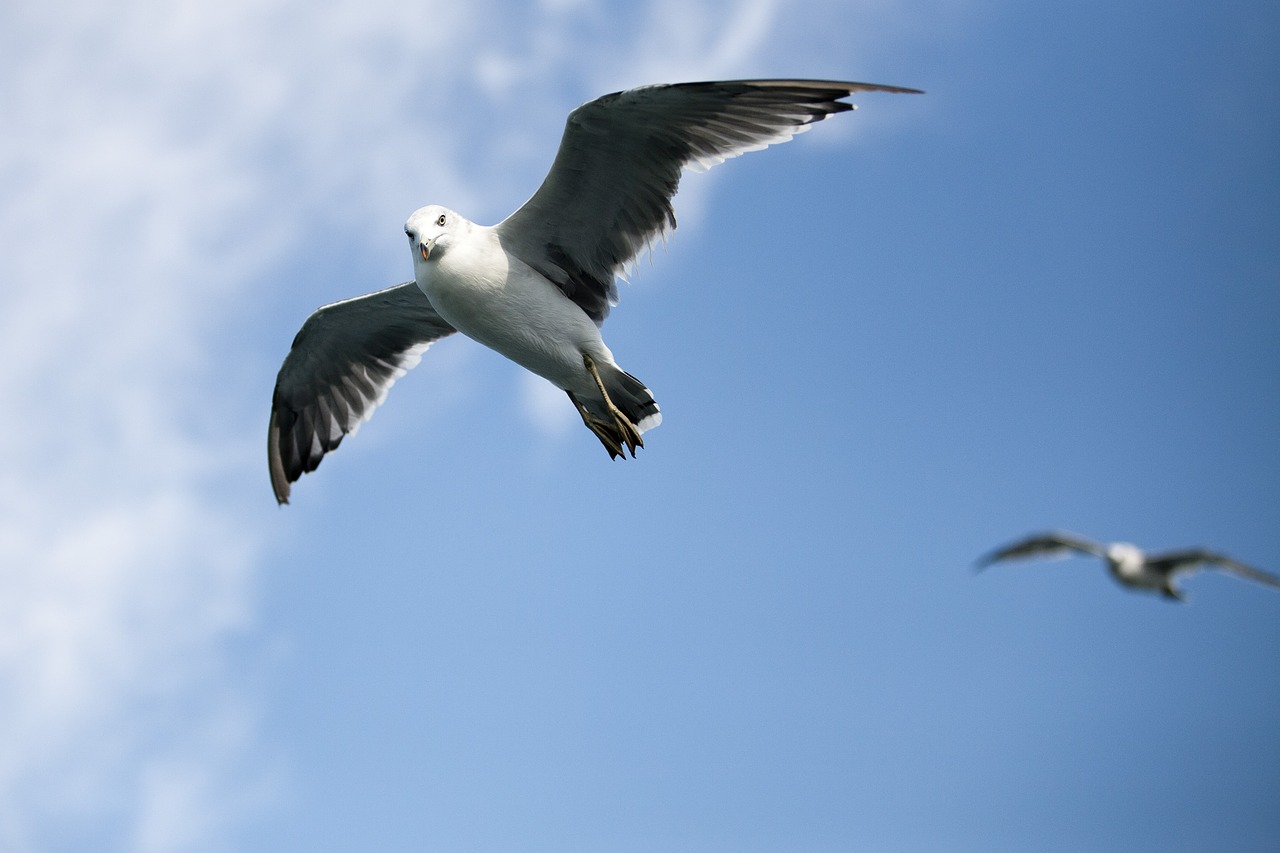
[415,228,613,394]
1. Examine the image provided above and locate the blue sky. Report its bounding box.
[2,0,1277,850]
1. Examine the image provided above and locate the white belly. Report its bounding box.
[417,247,612,395]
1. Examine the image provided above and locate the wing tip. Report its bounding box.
[845,82,925,96]
[267,408,294,505]
[723,78,925,97]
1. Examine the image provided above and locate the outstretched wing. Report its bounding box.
[268,282,456,504]
[975,530,1109,570]
[1146,548,1280,590]
[496,79,922,323]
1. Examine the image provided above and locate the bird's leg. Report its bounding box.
[582,353,644,458]
[565,353,644,459]
[566,390,624,459]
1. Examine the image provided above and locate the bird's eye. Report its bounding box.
[436,214,447,227]
[405,231,413,242]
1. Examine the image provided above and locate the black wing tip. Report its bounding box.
[843,81,925,96]
[269,468,291,505]
[973,555,998,572]
[777,79,925,97]
[267,408,294,505]
[974,545,1024,571]
[679,79,925,98]
[595,79,925,113]
[1021,529,1102,550]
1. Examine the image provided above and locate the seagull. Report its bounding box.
[267,78,922,503]
[975,530,1280,601]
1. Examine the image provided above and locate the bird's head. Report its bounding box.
[405,205,463,267]
[1105,542,1144,568]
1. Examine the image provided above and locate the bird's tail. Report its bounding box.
[598,364,662,434]
[571,358,663,460]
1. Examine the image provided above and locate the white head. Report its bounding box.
[405,205,466,268]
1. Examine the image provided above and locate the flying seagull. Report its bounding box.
[267,78,922,503]
[975,530,1280,601]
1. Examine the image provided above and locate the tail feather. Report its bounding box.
[595,365,662,433]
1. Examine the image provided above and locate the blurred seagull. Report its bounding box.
[267,78,922,503]
[975,530,1280,601]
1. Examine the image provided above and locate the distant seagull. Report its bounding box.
[975,530,1280,601]
[267,79,922,503]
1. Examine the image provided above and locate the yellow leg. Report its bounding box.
[568,353,644,459]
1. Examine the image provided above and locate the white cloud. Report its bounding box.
[613,0,782,86]
[520,371,579,438]
[0,0,494,846]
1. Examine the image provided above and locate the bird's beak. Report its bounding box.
[419,238,436,261]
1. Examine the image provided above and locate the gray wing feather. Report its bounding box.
[495,79,922,323]
[1146,548,1280,589]
[976,530,1109,570]
[268,282,456,504]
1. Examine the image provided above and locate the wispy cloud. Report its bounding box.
[0,0,497,845]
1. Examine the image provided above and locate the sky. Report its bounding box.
[1,0,1277,850]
